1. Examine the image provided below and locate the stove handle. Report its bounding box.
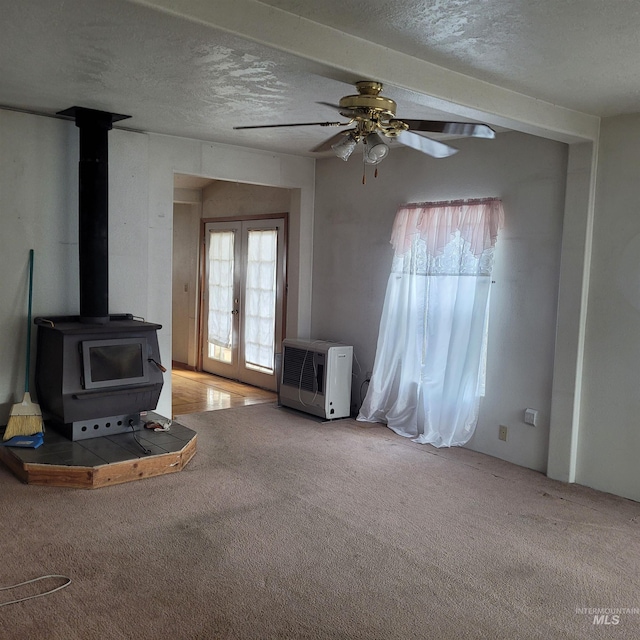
[148,358,167,373]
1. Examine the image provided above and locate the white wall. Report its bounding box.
[312,132,568,472]
[202,181,291,218]
[172,202,201,366]
[547,142,596,484]
[0,110,315,422]
[0,112,78,423]
[576,114,640,501]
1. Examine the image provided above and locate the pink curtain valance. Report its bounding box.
[391,198,504,258]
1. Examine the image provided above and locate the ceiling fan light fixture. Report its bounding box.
[331,134,357,161]
[364,132,389,165]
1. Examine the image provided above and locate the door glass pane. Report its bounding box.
[244,229,277,373]
[207,230,234,363]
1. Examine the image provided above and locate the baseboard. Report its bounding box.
[172,361,196,371]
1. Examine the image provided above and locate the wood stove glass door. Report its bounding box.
[202,218,284,391]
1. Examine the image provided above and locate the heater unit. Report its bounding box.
[280,339,353,419]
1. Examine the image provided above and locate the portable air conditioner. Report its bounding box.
[279,339,353,419]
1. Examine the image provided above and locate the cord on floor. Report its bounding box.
[130,419,151,455]
[0,574,71,607]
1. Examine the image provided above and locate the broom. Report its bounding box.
[3,249,44,441]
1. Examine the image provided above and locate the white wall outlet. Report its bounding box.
[499,425,508,441]
[524,408,538,426]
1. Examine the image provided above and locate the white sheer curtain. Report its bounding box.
[358,199,504,447]
[207,230,235,351]
[244,229,278,373]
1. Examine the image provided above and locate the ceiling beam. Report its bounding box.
[129,0,599,144]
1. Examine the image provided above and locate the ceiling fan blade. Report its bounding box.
[396,119,495,139]
[310,131,354,153]
[317,101,342,111]
[396,130,458,158]
[233,121,344,130]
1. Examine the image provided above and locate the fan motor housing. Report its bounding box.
[339,95,397,117]
[339,80,397,117]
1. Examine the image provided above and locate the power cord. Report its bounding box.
[360,378,371,406]
[129,419,151,455]
[352,349,362,377]
[0,575,71,607]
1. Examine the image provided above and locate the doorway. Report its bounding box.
[201,216,286,392]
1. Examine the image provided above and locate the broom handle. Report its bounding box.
[25,249,34,394]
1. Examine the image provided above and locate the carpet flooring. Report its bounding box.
[0,402,639,639]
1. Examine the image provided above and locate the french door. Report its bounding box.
[201,217,285,391]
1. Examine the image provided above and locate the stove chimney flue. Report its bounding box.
[58,106,131,324]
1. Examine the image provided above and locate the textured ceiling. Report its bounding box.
[1,0,639,157]
[261,0,640,116]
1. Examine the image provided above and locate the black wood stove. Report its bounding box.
[35,107,166,441]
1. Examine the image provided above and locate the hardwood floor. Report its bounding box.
[171,364,277,417]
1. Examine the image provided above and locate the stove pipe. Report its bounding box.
[58,107,131,324]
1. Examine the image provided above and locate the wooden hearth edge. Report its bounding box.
[0,435,197,489]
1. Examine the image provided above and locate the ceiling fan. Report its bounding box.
[234,81,495,170]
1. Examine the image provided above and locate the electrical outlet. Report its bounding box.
[498,425,508,441]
